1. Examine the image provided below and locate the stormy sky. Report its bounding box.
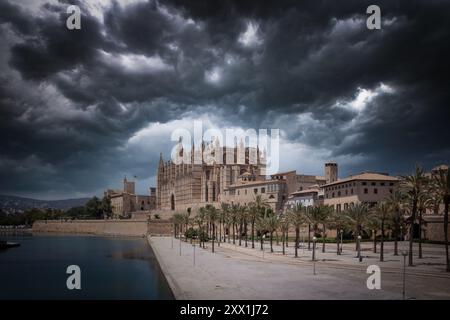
[0,0,449,199]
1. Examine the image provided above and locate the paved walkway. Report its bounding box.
[148,236,450,300]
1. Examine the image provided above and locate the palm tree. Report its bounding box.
[416,192,433,258]
[219,203,230,245]
[240,205,249,247]
[387,190,405,256]
[230,203,239,244]
[402,165,428,266]
[280,211,290,255]
[266,213,279,252]
[372,202,391,262]
[431,168,450,272]
[255,213,267,251]
[172,212,184,239]
[195,207,207,248]
[236,205,245,246]
[248,195,270,249]
[329,210,348,255]
[365,217,379,254]
[182,210,191,242]
[307,204,331,253]
[205,204,218,253]
[288,203,307,258]
[344,203,371,257]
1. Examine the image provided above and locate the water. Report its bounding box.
[0,234,174,299]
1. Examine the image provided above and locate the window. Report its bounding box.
[345,190,348,195]
[389,189,393,194]
[338,191,341,196]
[380,182,385,186]
[351,188,353,194]
[371,182,376,186]
[389,182,394,186]
[245,190,247,195]
[364,188,368,194]
[374,188,378,194]
[254,188,258,194]
[332,192,335,198]
[362,182,367,186]
[261,187,265,193]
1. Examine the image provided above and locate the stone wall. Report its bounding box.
[32,219,174,237]
[425,215,450,242]
[148,220,173,236]
[33,219,148,237]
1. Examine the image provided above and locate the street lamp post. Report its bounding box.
[179,232,182,256]
[357,235,362,262]
[340,229,344,254]
[312,236,317,275]
[193,243,196,266]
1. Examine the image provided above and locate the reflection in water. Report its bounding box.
[0,234,174,300]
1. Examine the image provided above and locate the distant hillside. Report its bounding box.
[0,195,90,212]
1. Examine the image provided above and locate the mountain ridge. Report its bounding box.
[0,194,90,212]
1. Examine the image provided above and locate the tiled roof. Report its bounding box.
[321,172,399,187]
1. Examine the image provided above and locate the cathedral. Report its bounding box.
[156,139,266,211]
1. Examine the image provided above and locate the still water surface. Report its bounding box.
[0,234,174,299]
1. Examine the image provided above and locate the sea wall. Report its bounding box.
[32,219,148,237]
[32,219,174,237]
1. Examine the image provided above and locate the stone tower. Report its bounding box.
[325,161,338,184]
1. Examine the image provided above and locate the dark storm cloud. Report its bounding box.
[0,0,449,198]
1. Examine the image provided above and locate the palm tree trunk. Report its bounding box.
[356,226,360,256]
[444,201,449,272]
[419,210,423,259]
[380,221,384,262]
[245,221,248,247]
[219,220,222,246]
[308,224,311,250]
[276,230,279,246]
[282,228,285,255]
[251,220,255,249]
[322,224,326,253]
[270,231,273,252]
[239,222,242,246]
[295,227,299,258]
[212,223,215,253]
[373,230,377,253]
[409,200,417,266]
[232,223,235,244]
[394,219,399,256]
[260,232,263,250]
[336,231,340,255]
[285,231,288,247]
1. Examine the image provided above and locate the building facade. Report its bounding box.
[222,167,329,212]
[322,172,400,211]
[285,187,324,209]
[105,177,156,218]
[156,139,266,211]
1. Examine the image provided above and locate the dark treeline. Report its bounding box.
[0,196,112,227]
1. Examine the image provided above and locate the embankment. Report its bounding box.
[32,219,172,237]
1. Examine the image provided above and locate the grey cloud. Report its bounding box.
[0,0,449,198]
